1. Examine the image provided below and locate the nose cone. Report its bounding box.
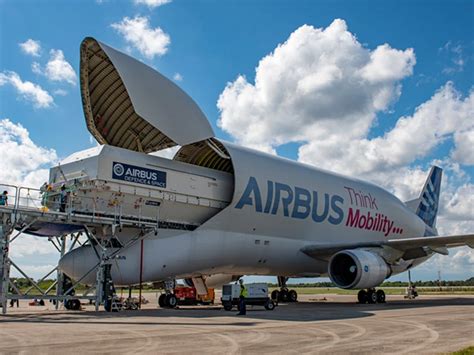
[58,246,98,285]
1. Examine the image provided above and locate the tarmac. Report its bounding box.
[0,293,473,354]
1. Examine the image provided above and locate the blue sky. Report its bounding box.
[0,0,473,282]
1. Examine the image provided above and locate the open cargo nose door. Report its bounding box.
[79,37,235,228]
[80,37,215,153]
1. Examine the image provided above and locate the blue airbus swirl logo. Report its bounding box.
[113,163,125,177]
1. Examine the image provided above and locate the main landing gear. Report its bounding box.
[271,276,298,303]
[159,293,178,308]
[158,279,178,309]
[357,288,386,304]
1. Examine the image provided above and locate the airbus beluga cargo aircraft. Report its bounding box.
[52,37,473,306]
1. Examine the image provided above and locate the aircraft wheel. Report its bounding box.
[271,290,279,301]
[279,289,289,302]
[223,302,233,311]
[158,294,167,308]
[357,290,367,304]
[265,299,275,310]
[166,294,178,308]
[367,289,377,304]
[376,289,386,303]
[289,289,298,302]
[70,299,81,310]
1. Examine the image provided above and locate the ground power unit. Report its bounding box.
[221,283,275,311]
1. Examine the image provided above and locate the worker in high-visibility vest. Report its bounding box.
[237,279,248,315]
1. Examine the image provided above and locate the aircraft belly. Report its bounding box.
[59,229,326,286]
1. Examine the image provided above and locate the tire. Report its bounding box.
[70,299,81,310]
[264,300,275,310]
[279,289,289,302]
[367,290,377,304]
[271,290,279,301]
[288,290,298,302]
[376,289,386,303]
[166,294,178,308]
[223,302,233,311]
[158,294,167,308]
[357,290,367,304]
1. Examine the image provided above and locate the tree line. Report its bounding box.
[9,276,474,289]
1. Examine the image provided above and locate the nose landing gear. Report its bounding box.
[357,288,386,304]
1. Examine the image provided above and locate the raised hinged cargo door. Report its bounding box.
[80,37,214,153]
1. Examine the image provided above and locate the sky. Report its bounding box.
[0,0,473,283]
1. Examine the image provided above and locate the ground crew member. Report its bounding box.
[0,190,8,206]
[9,282,19,308]
[237,279,248,315]
[40,182,51,206]
[59,185,67,212]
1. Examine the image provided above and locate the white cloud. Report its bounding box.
[31,61,42,75]
[218,19,416,154]
[46,49,77,85]
[452,129,474,165]
[298,83,473,177]
[173,72,183,81]
[30,50,77,85]
[442,184,474,221]
[0,71,54,108]
[0,119,60,279]
[134,0,171,8]
[19,39,41,57]
[417,246,474,279]
[10,236,58,258]
[440,41,466,74]
[53,88,68,96]
[111,16,170,59]
[0,118,57,187]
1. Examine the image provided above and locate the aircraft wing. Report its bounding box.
[301,234,474,259]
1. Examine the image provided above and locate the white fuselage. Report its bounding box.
[58,142,430,286]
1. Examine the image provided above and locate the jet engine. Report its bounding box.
[328,249,391,289]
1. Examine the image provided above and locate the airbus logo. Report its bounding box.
[235,177,345,225]
[113,163,125,177]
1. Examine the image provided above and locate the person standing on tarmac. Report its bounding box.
[237,279,248,315]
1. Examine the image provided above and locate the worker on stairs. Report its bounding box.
[237,279,248,316]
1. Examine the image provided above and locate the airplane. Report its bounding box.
[48,37,473,308]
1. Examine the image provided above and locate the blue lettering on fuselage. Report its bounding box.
[235,177,345,225]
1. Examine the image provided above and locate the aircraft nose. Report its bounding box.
[58,246,98,285]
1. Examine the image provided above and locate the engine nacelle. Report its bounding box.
[328,249,391,289]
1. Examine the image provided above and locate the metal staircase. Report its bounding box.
[0,183,158,314]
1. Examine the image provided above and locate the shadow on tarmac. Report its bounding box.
[0,297,473,326]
